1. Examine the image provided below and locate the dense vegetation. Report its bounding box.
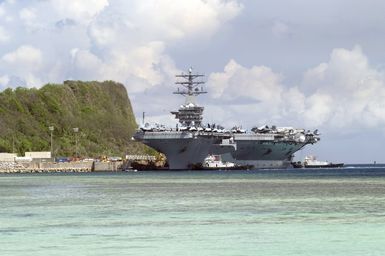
[0,80,152,157]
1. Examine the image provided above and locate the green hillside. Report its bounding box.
[0,80,150,157]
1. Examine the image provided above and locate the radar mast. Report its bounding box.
[171,68,206,127]
[173,67,206,105]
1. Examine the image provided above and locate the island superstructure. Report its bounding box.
[134,68,320,169]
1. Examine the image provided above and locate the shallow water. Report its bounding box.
[1,168,385,255]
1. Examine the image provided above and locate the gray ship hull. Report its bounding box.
[232,138,305,160]
[134,131,230,169]
[135,131,313,170]
[210,133,309,169]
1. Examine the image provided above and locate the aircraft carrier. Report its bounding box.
[134,68,320,169]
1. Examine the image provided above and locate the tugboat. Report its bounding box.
[203,155,235,169]
[188,154,252,170]
[292,155,344,168]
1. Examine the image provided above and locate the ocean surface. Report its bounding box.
[1,167,385,256]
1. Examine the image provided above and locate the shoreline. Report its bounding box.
[0,160,124,173]
[0,168,92,174]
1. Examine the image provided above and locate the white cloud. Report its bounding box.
[282,86,306,116]
[70,49,103,79]
[303,46,374,94]
[2,45,42,69]
[272,21,290,38]
[82,0,243,95]
[51,0,109,24]
[133,0,243,40]
[0,5,4,17]
[303,93,333,127]
[206,46,385,132]
[300,46,385,130]
[209,59,283,102]
[87,0,243,50]
[70,41,178,93]
[18,7,42,31]
[0,75,9,87]
[0,0,243,97]
[1,45,43,87]
[208,59,287,126]
[19,7,36,22]
[0,26,10,42]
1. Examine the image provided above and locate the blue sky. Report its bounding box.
[1,0,385,163]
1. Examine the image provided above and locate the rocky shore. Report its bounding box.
[0,161,92,173]
[0,158,164,173]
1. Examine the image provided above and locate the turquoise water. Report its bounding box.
[1,169,385,255]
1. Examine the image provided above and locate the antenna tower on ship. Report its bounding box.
[174,67,206,104]
[171,67,206,127]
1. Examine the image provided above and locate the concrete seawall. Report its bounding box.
[93,161,122,172]
[0,161,124,173]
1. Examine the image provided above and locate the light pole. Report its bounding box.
[142,112,145,125]
[73,127,79,158]
[12,134,15,153]
[49,126,54,158]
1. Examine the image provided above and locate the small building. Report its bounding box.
[25,151,52,163]
[108,156,123,162]
[15,157,33,163]
[0,153,17,162]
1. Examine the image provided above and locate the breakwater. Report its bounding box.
[0,161,124,173]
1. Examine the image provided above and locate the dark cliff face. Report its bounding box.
[0,80,143,157]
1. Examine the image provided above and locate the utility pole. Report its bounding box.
[142,112,145,125]
[73,127,79,158]
[12,134,15,153]
[49,126,54,158]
